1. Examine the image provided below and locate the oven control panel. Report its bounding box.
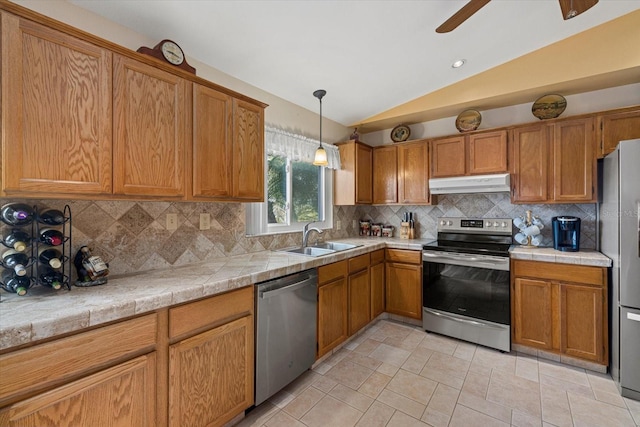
[438,217,513,234]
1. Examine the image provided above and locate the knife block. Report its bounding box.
[400,222,411,239]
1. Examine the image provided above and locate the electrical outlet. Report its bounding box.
[199,213,211,230]
[352,220,357,229]
[166,213,178,230]
[336,220,341,230]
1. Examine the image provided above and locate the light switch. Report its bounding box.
[200,213,211,230]
[336,220,342,230]
[166,213,178,230]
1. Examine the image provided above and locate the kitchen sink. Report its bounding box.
[278,241,362,257]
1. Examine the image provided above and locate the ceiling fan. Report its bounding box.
[436,0,599,33]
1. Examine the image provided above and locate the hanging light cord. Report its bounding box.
[313,89,326,148]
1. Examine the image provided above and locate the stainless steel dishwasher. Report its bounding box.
[254,269,317,406]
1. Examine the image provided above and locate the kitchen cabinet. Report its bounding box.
[370,249,385,319]
[510,118,596,203]
[373,141,432,205]
[397,140,432,205]
[385,249,422,320]
[373,146,398,204]
[348,254,371,335]
[334,140,373,205]
[596,107,640,158]
[168,286,254,427]
[0,314,158,425]
[1,12,112,197]
[430,130,507,178]
[317,260,349,358]
[191,85,264,201]
[511,260,607,364]
[113,54,189,198]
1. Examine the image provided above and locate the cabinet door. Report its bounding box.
[192,84,233,198]
[317,277,348,358]
[373,146,398,204]
[597,109,640,158]
[232,99,264,201]
[169,315,253,427]
[0,354,156,427]
[1,13,112,196]
[512,277,555,350]
[398,141,431,204]
[561,283,604,362]
[468,130,508,175]
[385,262,422,319]
[355,143,373,204]
[510,124,551,203]
[113,54,188,197]
[430,136,465,178]
[348,268,370,336]
[370,259,385,319]
[553,118,595,202]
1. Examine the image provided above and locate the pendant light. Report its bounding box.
[312,89,328,166]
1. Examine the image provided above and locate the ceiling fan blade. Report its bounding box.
[436,0,491,33]
[559,0,599,20]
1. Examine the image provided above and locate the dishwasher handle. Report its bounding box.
[259,279,315,299]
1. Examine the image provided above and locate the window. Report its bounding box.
[246,154,333,235]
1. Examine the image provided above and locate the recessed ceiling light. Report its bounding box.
[452,59,466,68]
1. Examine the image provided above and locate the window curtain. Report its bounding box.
[265,126,341,170]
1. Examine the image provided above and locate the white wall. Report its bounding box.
[363,83,640,146]
[13,0,352,144]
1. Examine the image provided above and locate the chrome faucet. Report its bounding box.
[302,222,323,248]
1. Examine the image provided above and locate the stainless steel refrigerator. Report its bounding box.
[600,139,640,400]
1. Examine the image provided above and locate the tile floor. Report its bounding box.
[236,319,640,427]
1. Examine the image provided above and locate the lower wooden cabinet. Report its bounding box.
[370,249,385,319]
[317,260,349,358]
[385,249,422,320]
[348,254,371,336]
[511,260,607,364]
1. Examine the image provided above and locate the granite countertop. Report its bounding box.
[0,237,429,351]
[509,246,612,267]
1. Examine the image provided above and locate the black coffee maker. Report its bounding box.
[552,216,581,252]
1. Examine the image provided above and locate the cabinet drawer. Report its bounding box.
[0,313,157,406]
[370,249,385,265]
[385,249,421,265]
[512,260,605,286]
[349,254,370,274]
[318,260,348,285]
[169,286,253,340]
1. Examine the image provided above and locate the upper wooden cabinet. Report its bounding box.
[373,141,432,205]
[232,100,264,201]
[334,140,373,205]
[373,146,398,204]
[397,141,432,205]
[1,13,112,196]
[510,118,596,203]
[596,108,640,158]
[430,130,507,178]
[113,54,189,198]
[191,85,234,199]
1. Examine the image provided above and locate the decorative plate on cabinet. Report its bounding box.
[532,94,567,120]
[455,109,481,132]
[391,124,411,143]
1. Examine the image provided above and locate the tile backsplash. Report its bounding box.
[3,194,596,277]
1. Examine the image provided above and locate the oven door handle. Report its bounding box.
[422,251,509,270]
[424,308,506,330]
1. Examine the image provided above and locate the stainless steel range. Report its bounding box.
[422,217,513,352]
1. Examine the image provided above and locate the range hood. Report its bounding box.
[429,173,510,195]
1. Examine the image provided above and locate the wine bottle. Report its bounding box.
[39,268,63,290]
[1,229,31,252]
[76,246,109,281]
[37,209,66,226]
[1,203,34,226]
[1,269,30,296]
[39,228,64,246]
[1,249,30,276]
[38,247,63,269]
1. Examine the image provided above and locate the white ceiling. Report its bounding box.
[69,0,639,128]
